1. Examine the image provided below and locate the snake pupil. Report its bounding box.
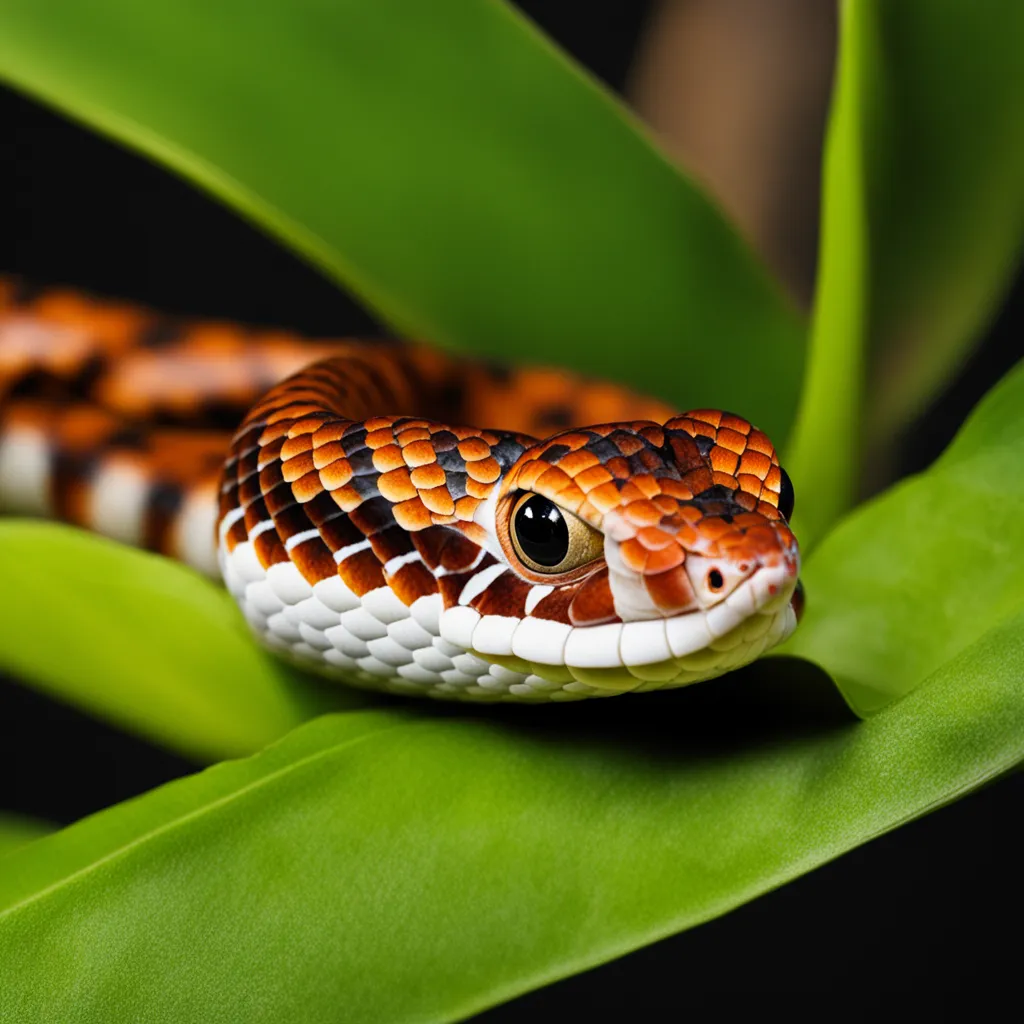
[514,495,570,567]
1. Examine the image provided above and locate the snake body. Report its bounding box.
[0,277,801,702]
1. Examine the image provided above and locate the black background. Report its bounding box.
[0,1,1020,1015]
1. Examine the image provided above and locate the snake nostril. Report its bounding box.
[707,569,724,591]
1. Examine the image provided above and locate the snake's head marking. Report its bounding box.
[485,412,801,689]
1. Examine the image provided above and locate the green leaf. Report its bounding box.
[0,637,1021,1022]
[785,358,1024,715]
[784,0,869,549]
[0,521,368,762]
[0,814,52,857]
[861,0,1024,446]
[0,0,803,439]
[786,0,1024,546]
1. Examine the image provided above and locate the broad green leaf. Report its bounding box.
[0,633,1021,1023]
[0,814,51,857]
[0,522,366,762]
[785,358,1024,715]
[0,0,803,439]
[787,0,1024,545]
[861,0,1024,447]
[784,0,868,549]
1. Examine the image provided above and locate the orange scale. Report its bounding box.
[644,567,697,612]
[611,433,646,457]
[605,456,631,480]
[657,480,693,503]
[556,448,601,475]
[746,430,775,457]
[292,470,323,504]
[393,496,432,530]
[716,429,748,455]
[719,413,753,435]
[282,451,315,482]
[553,483,585,513]
[258,420,290,446]
[287,416,327,438]
[574,465,614,491]
[512,460,548,491]
[674,523,699,548]
[312,441,346,469]
[697,519,734,542]
[642,544,685,575]
[637,525,675,551]
[757,499,782,519]
[280,434,313,460]
[397,427,432,445]
[378,467,417,503]
[420,486,456,516]
[454,495,481,519]
[712,471,740,491]
[638,425,666,446]
[677,505,703,525]
[311,422,346,446]
[457,437,491,461]
[372,443,406,473]
[623,498,663,526]
[680,467,714,493]
[319,458,353,490]
[365,426,397,450]
[465,477,494,500]
[618,481,652,506]
[739,450,772,479]
[737,473,764,497]
[734,491,758,512]
[587,481,623,515]
[534,464,570,494]
[402,440,437,467]
[735,511,767,529]
[710,446,739,475]
[686,409,724,429]
[466,456,501,484]
[765,465,782,491]
[363,416,396,432]
[409,463,446,489]
[567,571,617,626]
[653,493,680,514]
[630,475,662,499]
[619,538,650,573]
[330,484,363,512]
[550,431,592,451]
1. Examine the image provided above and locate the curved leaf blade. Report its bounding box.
[0,638,1021,1022]
[785,358,1024,715]
[862,0,1024,444]
[787,0,1024,545]
[0,0,803,438]
[0,522,367,762]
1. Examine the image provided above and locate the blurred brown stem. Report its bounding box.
[628,0,837,310]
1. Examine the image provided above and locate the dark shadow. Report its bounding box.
[401,655,854,768]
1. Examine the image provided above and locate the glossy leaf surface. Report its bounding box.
[0,637,1020,1022]
[787,0,1024,545]
[0,0,803,438]
[0,522,363,762]
[786,358,1024,715]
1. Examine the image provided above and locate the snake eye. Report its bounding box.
[509,493,604,575]
[778,467,795,521]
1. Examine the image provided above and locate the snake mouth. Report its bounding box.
[449,560,800,698]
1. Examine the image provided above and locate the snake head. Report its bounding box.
[485,412,801,688]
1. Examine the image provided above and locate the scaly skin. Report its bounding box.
[0,277,802,702]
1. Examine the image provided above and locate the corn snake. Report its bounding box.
[0,277,802,702]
